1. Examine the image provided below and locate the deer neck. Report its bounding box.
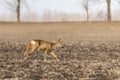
[52,42,58,49]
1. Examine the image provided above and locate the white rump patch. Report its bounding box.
[31,40,36,44]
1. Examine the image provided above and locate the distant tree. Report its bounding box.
[17,0,20,22]
[5,0,21,22]
[106,0,111,21]
[118,0,120,3]
[82,0,89,21]
[98,0,107,21]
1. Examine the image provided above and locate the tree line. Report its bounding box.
[5,0,113,22]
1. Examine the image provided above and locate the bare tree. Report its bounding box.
[17,0,20,22]
[98,0,107,21]
[5,0,21,22]
[106,0,111,21]
[118,0,120,3]
[82,0,89,21]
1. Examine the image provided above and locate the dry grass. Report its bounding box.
[0,21,120,42]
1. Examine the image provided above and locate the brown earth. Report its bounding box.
[0,22,120,80]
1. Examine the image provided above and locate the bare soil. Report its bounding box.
[0,22,120,80]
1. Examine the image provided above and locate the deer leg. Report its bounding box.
[23,55,29,61]
[23,48,35,60]
[37,46,41,51]
[44,49,48,61]
[23,45,30,57]
[23,45,30,60]
[23,45,36,60]
[50,51,60,61]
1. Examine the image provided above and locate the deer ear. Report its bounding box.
[58,36,61,41]
[56,36,61,42]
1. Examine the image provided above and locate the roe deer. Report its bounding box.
[23,37,62,61]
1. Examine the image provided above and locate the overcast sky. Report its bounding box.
[0,0,120,22]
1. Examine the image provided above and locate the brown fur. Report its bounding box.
[23,37,62,61]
